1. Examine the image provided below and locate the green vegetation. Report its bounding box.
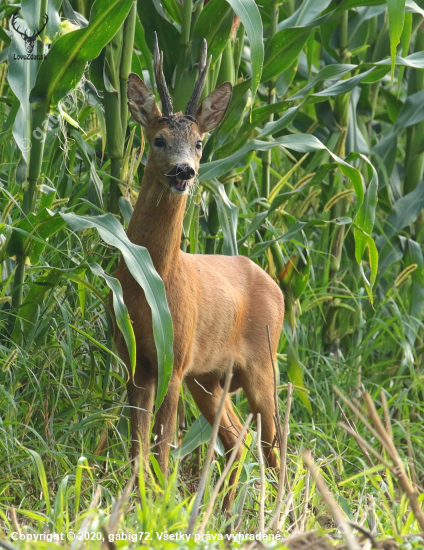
[1,0,424,548]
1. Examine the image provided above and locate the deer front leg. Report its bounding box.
[127,371,155,461]
[152,371,183,474]
[115,331,155,461]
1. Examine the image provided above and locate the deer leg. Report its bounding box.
[186,376,244,514]
[152,371,183,474]
[127,371,155,461]
[115,331,155,461]
[241,370,279,470]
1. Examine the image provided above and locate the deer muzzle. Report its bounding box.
[168,164,195,193]
[175,164,195,180]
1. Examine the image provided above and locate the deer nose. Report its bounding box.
[175,164,195,180]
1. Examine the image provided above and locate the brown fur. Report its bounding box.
[113,74,285,512]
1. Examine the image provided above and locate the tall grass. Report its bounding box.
[1,0,424,548]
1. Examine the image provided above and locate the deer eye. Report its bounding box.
[196,140,202,150]
[154,137,165,147]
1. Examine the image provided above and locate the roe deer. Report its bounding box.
[113,34,285,510]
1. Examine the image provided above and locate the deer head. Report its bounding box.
[11,11,48,54]
[127,34,232,195]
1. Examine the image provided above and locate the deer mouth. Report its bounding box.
[168,177,190,193]
[167,167,193,194]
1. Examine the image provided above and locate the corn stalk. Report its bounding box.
[104,1,137,214]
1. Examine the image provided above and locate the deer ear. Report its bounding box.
[127,73,162,127]
[196,82,232,133]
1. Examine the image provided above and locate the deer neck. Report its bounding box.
[126,164,187,276]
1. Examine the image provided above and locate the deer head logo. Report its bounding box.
[11,11,48,54]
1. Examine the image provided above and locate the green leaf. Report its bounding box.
[288,64,356,101]
[263,27,312,83]
[14,510,49,522]
[5,208,66,264]
[89,263,136,376]
[378,236,404,275]
[348,152,378,249]
[375,51,424,70]
[373,90,424,182]
[0,26,11,45]
[191,0,233,67]
[75,457,90,514]
[382,179,424,239]
[10,266,109,346]
[387,0,406,79]
[160,0,183,25]
[278,0,333,30]
[202,179,238,255]
[214,79,251,144]
[61,212,173,410]
[8,15,38,166]
[238,165,334,246]
[172,415,224,459]
[200,134,365,207]
[11,269,63,344]
[312,67,377,98]
[138,0,180,85]
[346,153,379,297]
[27,449,51,516]
[251,100,293,125]
[133,15,154,86]
[406,0,424,17]
[353,227,378,303]
[285,334,312,414]
[225,0,263,98]
[395,89,424,130]
[292,253,311,299]
[70,323,124,361]
[372,132,397,181]
[379,88,403,123]
[215,99,295,157]
[149,454,166,488]
[257,106,300,138]
[250,217,351,258]
[404,239,424,344]
[53,475,69,525]
[70,129,104,209]
[30,0,133,106]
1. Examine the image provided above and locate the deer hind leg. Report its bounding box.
[241,366,279,471]
[186,375,245,514]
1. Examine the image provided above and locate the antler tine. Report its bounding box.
[11,11,27,39]
[185,39,212,118]
[33,13,48,38]
[153,31,173,118]
[198,38,208,74]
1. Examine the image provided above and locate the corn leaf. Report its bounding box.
[61,212,174,410]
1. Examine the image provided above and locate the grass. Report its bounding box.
[1,239,423,548]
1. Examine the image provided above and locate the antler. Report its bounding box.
[11,11,29,40]
[11,11,48,40]
[31,13,48,40]
[185,39,212,119]
[153,32,173,119]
